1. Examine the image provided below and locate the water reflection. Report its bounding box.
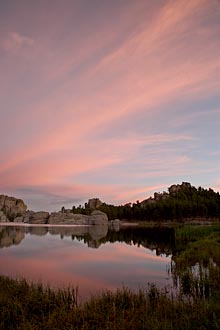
[0,226,25,248]
[0,225,175,253]
[0,225,173,300]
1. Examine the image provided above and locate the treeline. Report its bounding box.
[72,184,220,221]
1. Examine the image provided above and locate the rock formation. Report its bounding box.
[0,210,8,222]
[25,211,50,224]
[0,195,27,221]
[87,198,103,209]
[48,212,90,225]
[10,209,108,225]
[168,182,191,195]
[88,210,108,225]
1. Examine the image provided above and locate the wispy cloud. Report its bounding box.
[0,0,219,210]
[2,32,34,51]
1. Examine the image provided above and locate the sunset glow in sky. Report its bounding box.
[0,0,220,211]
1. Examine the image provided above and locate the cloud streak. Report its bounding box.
[0,0,219,210]
[2,32,34,51]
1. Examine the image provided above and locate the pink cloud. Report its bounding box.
[3,32,34,51]
[0,0,219,209]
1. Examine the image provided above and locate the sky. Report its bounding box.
[0,0,220,212]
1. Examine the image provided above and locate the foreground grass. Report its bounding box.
[0,276,220,330]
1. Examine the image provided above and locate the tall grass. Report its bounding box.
[175,224,220,242]
[173,224,220,300]
[0,276,220,330]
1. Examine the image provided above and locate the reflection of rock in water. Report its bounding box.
[89,225,108,241]
[108,219,120,232]
[0,225,109,249]
[28,227,48,236]
[48,225,108,248]
[0,225,176,253]
[48,226,88,237]
[87,240,102,248]
[0,226,25,248]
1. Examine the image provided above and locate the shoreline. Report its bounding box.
[0,222,91,228]
[1,218,219,229]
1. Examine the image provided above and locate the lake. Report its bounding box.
[0,224,174,301]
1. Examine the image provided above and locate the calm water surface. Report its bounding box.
[0,224,173,300]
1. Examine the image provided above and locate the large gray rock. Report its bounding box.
[14,215,25,223]
[87,198,103,209]
[19,211,49,224]
[0,195,27,221]
[48,210,108,225]
[48,212,89,225]
[88,210,108,225]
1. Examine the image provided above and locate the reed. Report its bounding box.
[0,276,219,330]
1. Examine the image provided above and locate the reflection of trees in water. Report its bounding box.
[103,227,175,256]
[73,226,176,255]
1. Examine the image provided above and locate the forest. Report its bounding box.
[72,183,220,221]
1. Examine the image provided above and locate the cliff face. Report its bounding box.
[0,195,27,221]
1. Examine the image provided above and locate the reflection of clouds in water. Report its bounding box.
[0,225,172,299]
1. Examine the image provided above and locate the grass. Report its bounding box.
[175,224,220,242]
[172,224,220,299]
[0,276,220,330]
[173,224,220,268]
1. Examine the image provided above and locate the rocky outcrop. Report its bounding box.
[88,210,108,225]
[48,212,89,225]
[25,211,49,224]
[154,192,169,201]
[14,211,50,224]
[87,198,103,209]
[6,209,109,225]
[0,194,108,225]
[0,210,8,222]
[168,182,191,195]
[47,210,108,225]
[0,195,27,221]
